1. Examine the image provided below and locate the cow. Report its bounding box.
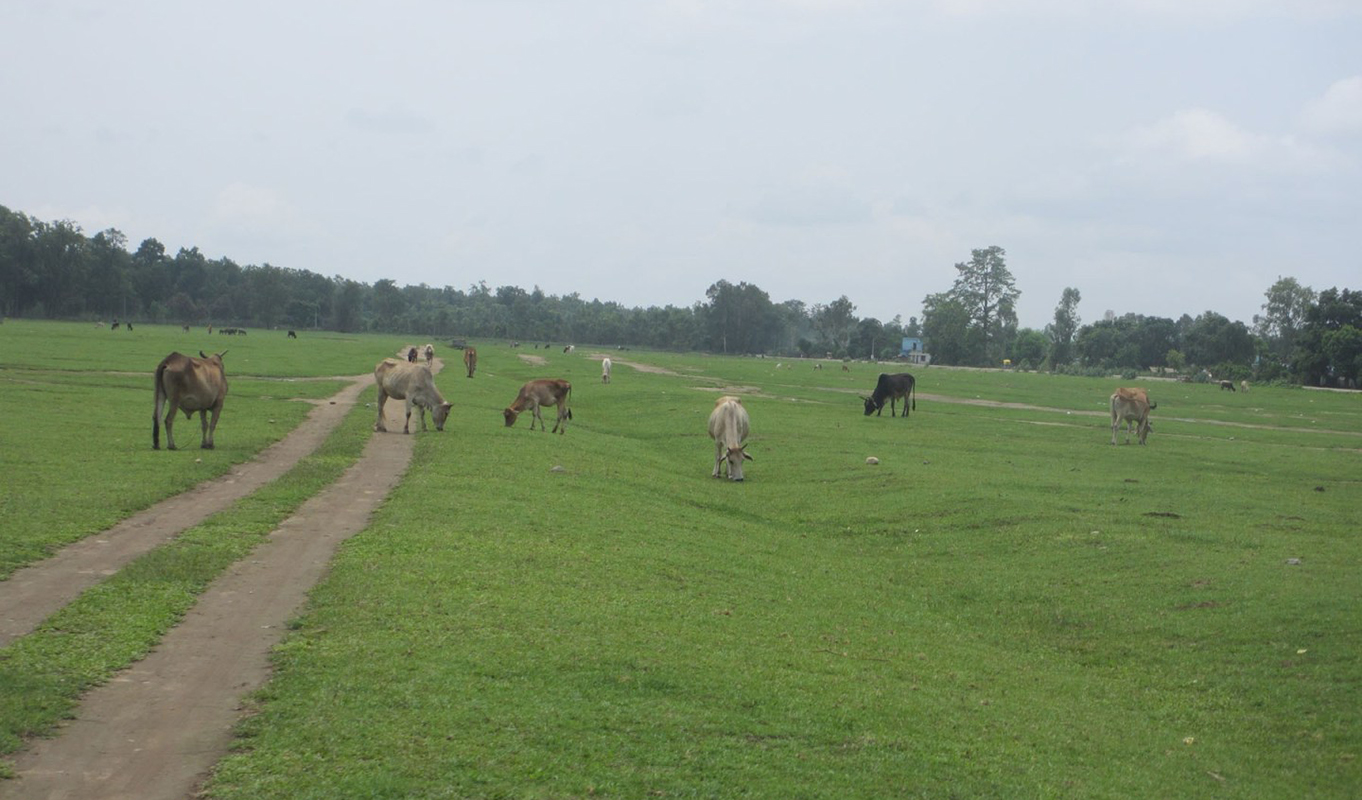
[1219,380,1236,392]
[424,343,435,368]
[153,350,228,451]
[504,379,572,434]
[1110,387,1156,445]
[563,345,575,354]
[182,324,190,333]
[463,346,478,378]
[862,373,916,418]
[373,358,452,434]
[287,330,297,339]
[708,396,753,481]
[406,346,418,363]
[601,357,612,384]
[1240,380,1250,393]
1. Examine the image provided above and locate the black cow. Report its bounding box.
[862,373,916,418]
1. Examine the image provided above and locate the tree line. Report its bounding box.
[1,205,1357,387]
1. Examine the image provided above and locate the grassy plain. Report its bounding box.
[202,345,1359,798]
[0,320,419,577]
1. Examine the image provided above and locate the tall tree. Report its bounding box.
[950,245,1020,365]
[1046,287,1082,368]
[921,291,972,365]
[810,295,857,355]
[1254,277,1316,362]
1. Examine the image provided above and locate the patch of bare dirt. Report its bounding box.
[3,361,445,799]
[518,353,548,366]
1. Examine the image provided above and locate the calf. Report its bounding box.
[504,379,572,433]
[1110,387,1156,445]
[601,357,612,384]
[374,358,452,433]
[863,373,916,418]
[153,350,228,450]
[708,396,753,481]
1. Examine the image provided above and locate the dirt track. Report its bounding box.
[2,362,442,800]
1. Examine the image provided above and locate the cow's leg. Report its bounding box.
[163,405,178,450]
[553,403,568,434]
[530,402,543,432]
[205,403,222,449]
[416,400,428,432]
[713,441,725,477]
[199,409,210,448]
[375,390,389,432]
[403,398,414,434]
[1111,415,1119,445]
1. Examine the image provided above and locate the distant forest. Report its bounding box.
[2,205,1358,387]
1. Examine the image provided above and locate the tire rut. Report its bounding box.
[3,362,442,800]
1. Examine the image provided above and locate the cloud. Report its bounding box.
[1127,108,1264,162]
[1300,76,1362,137]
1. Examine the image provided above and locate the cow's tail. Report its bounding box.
[910,380,916,411]
[566,385,574,419]
[152,361,167,449]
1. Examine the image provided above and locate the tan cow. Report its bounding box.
[708,395,753,481]
[1110,387,1156,445]
[504,379,572,433]
[463,346,477,378]
[153,350,228,450]
[601,357,612,384]
[374,358,452,434]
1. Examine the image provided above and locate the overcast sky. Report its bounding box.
[4,1,1359,330]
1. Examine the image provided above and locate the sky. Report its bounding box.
[3,0,1360,330]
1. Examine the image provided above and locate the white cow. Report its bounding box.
[423,343,435,368]
[1110,387,1155,445]
[601,357,612,384]
[708,395,753,481]
[374,358,452,433]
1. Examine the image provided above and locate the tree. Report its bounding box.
[1182,311,1255,369]
[1046,287,1081,368]
[1254,277,1315,361]
[949,245,1020,365]
[333,279,364,333]
[703,280,778,354]
[1295,288,1362,386]
[810,296,858,356]
[921,291,972,365]
[1010,328,1048,367]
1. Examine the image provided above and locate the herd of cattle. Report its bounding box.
[147,341,1183,479]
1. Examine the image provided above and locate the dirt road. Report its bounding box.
[3,363,441,800]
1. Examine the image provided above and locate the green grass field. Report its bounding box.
[2,320,1359,797]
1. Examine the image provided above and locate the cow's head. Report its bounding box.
[861,396,879,416]
[433,402,452,431]
[724,444,753,481]
[503,408,519,427]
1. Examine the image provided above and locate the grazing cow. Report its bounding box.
[424,343,434,367]
[1219,380,1236,392]
[287,330,297,339]
[862,373,916,418]
[708,396,753,481]
[153,350,228,451]
[463,346,477,378]
[1240,380,1250,393]
[504,379,572,433]
[601,357,612,384]
[126,322,133,331]
[563,345,575,354]
[1110,387,1156,445]
[373,358,452,434]
[112,319,120,330]
[182,324,190,333]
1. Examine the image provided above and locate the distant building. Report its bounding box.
[900,337,931,366]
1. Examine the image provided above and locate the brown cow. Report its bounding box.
[153,350,228,450]
[463,346,477,378]
[504,379,572,433]
[1110,387,1156,445]
[374,358,452,434]
[708,395,753,481]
